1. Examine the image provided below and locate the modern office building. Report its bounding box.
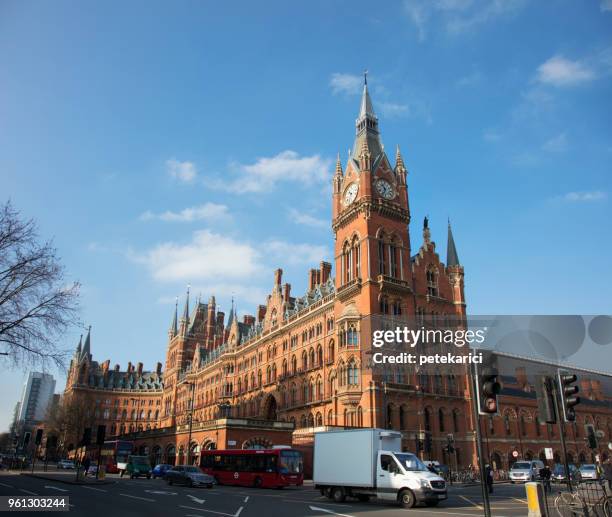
[17,372,56,425]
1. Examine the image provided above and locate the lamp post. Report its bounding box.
[185,382,195,465]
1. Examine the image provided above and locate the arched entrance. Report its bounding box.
[165,445,176,466]
[152,445,162,465]
[491,452,502,471]
[262,394,278,421]
[189,443,200,465]
[242,437,273,449]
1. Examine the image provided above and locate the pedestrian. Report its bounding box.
[540,463,552,494]
[82,456,90,478]
[602,458,612,495]
[485,464,494,494]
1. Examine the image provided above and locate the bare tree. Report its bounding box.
[0,200,80,368]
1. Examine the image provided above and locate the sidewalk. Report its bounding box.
[19,470,116,485]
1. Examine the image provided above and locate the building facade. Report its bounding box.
[17,372,56,426]
[63,81,612,472]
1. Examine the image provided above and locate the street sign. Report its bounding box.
[545,448,554,460]
[512,450,519,458]
[228,440,237,446]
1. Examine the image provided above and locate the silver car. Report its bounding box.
[165,465,216,488]
[509,460,544,483]
[577,464,599,482]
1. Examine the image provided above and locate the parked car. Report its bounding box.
[552,463,578,483]
[152,464,173,479]
[57,460,75,470]
[121,455,152,479]
[577,464,599,482]
[509,460,545,483]
[165,465,215,488]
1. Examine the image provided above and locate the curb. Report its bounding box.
[21,473,116,486]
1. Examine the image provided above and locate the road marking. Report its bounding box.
[0,482,14,488]
[119,493,156,502]
[459,494,483,510]
[19,489,37,495]
[408,510,512,517]
[285,499,352,507]
[81,486,107,492]
[512,497,527,503]
[44,485,68,492]
[145,489,177,495]
[243,496,249,502]
[187,494,206,504]
[180,505,240,516]
[308,505,355,517]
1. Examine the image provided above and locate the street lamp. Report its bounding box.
[184,382,195,465]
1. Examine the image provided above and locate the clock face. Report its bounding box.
[375,179,394,199]
[343,183,359,206]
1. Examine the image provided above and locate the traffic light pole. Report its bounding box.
[470,361,492,517]
[550,378,573,493]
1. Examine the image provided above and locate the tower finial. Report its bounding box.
[181,285,190,323]
[395,144,405,170]
[335,152,343,175]
[447,219,460,267]
[423,215,431,244]
[364,68,368,85]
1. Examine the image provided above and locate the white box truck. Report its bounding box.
[313,428,447,508]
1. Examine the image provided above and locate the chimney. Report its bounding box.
[156,362,162,375]
[515,367,527,387]
[274,268,283,286]
[591,379,603,400]
[243,315,255,326]
[114,364,120,372]
[102,360,110,372]
[580,379,592,398]
[282,283,291,301]
[309,269,317,290]
[216,311,225,328]
[137,362,143,375]
[257,305,267,322]
[320,261,332,283]
[127,361,132,373]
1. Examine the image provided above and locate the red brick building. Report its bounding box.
[62,80,612,473]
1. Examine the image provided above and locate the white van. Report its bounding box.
[314,428,447,508]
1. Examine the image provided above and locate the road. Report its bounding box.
[0,470,540,516]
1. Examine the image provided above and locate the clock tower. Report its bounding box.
[332,75,414,320]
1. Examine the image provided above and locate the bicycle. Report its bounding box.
[554,481,612,517]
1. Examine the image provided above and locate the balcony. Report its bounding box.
[377,275,412,296]
[337,277,361,302]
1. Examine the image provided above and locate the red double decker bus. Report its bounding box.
[200,448,303,488]
[100,440,134,474]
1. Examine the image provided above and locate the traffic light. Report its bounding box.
[477,372,501,415]
[446,434,455,454]
[535,375,557,424]
[558,371,580,422]
[96,425,106,446]
[586,425,598,450]
[81,428,91,446]
[424,434,432,453]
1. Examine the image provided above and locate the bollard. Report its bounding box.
[526,482,549,517]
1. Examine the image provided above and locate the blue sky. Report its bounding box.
[1,0,611,430]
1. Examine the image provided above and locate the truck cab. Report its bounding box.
[378,451,447,507]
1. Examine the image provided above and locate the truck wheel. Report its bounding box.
[398,489,416,508]
[331,487,346,503]
[356,494,370,502]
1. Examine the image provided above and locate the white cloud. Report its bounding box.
[561,191,607,202]
[403,0,525,40]
[222,150,332,194]
[536,56,595,87]
[266,240,330,266]
[378,102,410,118]
[139,203,230,223]
[288,208,328,229]
[542,133,568,153]
[128,230,262,282]
[330,73,362,96]
[166,158,197,183]
[601,0,612,12]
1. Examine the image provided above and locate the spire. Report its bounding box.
[169,297,178,337]
[334,153,343,176]
[226,297,235,329]
[75,335,82,356]
[351,71,383,164]
[181,286,190,324]
[81,326,91,361]
[395,144,405,171]
[447,220,460,267]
